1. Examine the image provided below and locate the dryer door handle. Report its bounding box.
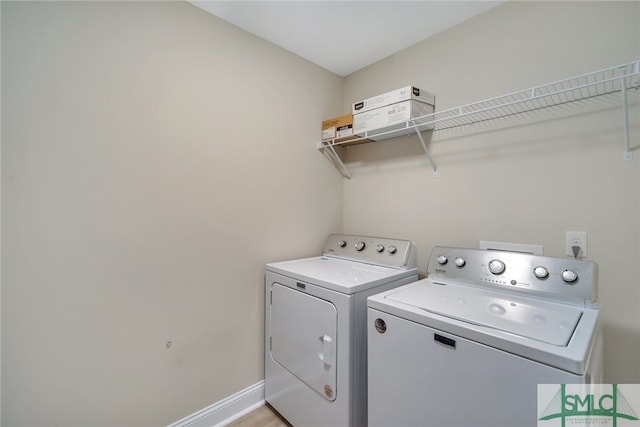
[319,335,334,367]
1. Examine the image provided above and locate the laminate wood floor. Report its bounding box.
[226,404,291,427]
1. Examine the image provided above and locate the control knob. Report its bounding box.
[376,244,385,253]
[454,257,466,267]
[488,259,506,275]
[533,266,549,279]
[561,269,578,283]
[354,241,366,251]
[388,245,397,254]
[338,240,347,248]
[436,255,448,265]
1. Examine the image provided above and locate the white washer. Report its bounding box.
[367,246,603,427]
[265,234,418,427]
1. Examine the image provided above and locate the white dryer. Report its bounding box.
[367,246,603,427]
[265,234,418,427]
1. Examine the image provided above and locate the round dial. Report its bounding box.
[561,269,578,283]
[488,259,506,275]
[533,266,549,279]
[436,255,448,265]
[354,241,366,251]
[387,245,397,254]
[376,244,385,253]
[454,257,466,267]
[338,240,347,248]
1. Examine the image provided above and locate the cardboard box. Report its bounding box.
[322,114,353,140]
[353,100,435,136]
[322,114,370,145]
[352,86,435,114]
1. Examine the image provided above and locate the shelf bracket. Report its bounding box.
[323,142,352,179]
[620,65,633,160]
[412,121,437,177]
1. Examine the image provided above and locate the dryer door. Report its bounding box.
[270,283,338,401]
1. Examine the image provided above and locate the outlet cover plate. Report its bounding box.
[565,231,588,257]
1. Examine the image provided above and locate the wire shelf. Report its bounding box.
[428,60,639,133]
[319,60,640,178]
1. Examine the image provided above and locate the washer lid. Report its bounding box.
[385,280,583,346]
[266,256,415,294]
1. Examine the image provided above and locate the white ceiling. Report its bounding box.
[190,1,503,76]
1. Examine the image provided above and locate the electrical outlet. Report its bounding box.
[565,231,588,258]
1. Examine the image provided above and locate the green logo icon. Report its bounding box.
[539,384,639,426]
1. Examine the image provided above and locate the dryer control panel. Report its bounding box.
[427,246,597,307]
[323,234,417,269]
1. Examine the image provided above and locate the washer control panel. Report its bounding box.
[323,234,417,269]
[427,246,597,306]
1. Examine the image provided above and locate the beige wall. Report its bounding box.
[1,1,343,426]
[343,1,640,383]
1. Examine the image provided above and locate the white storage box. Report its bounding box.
[352,86,435,114]
[353,100,434,138]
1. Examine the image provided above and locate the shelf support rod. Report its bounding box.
[620,66,632,160]
[412,121,437,177]
[324,142,352,179]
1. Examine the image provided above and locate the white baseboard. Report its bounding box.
[168,381,265,427]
